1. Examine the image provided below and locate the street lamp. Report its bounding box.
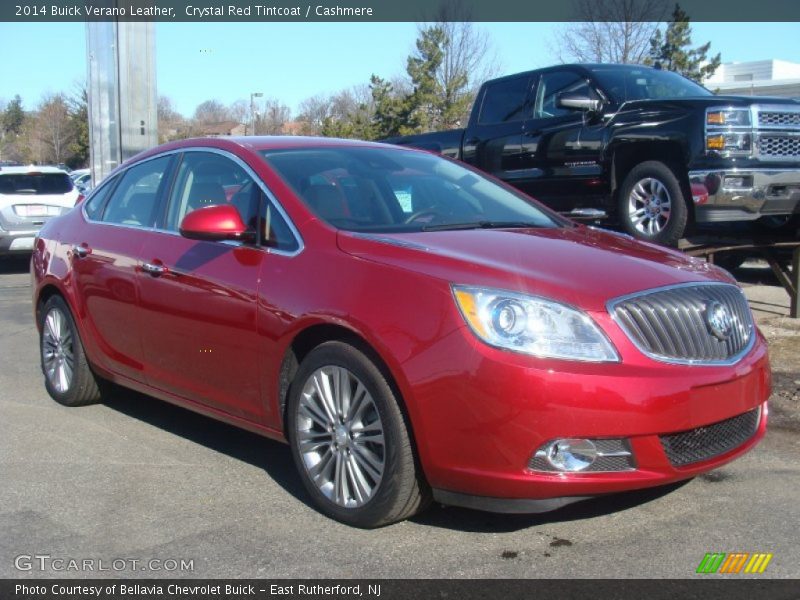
[250,92,263,135]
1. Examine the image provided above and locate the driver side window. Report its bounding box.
[533,71,599,120]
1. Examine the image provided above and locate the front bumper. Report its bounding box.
[405,320,771,509]
[689,168,800,223]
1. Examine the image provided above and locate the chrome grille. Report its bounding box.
[660,409,760,467]
[759,136,800,159]
[758,111,800,127]
[609,284,754,364]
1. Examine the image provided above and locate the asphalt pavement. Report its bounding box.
[1,255,798,579]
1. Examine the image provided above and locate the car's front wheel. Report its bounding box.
[39,295,102,407]
[287,341,430,527]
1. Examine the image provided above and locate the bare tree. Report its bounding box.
[228,99,249,125]
[35,93,74,164]
[255,98,291,135]
[551,0,668,64]
[193,99,231,124]
[297,85,376,138]
[296,94,332,135]
[157,95,184,142]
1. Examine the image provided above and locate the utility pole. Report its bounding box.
[250,92,263,135]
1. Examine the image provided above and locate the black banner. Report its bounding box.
[2,579,800,600]
[2,0,800,22]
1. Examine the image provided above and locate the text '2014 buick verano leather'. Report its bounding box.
[32,137,769,527]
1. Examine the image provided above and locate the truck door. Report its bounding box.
[461,75,533,180]
[517,70,607,214]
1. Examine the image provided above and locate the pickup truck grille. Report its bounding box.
[758,135,800,159]
[758,111,800,127]
[609,283,754,365]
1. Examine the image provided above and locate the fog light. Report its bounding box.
[723,175,752,189]
[544,438,597,472]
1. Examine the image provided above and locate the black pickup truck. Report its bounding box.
[386,63,800,245]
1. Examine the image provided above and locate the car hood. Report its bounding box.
[337,225,734,312]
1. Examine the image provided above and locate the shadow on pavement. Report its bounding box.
[100,385,312,510]
[101,384,691,533]
[0,255,31,275]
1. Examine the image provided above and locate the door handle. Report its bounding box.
[72,244,90,258]
[464,137,480,146]
[142,262,167,277]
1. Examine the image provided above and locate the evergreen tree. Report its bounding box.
[647,4,721,83]
[67,88,89,168]
[406,27,446,132]
[370,75,414,139]
[2,95,25,136]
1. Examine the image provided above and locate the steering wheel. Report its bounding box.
[404,209,441,225]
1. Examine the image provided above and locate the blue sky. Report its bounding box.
[1,21,799,116]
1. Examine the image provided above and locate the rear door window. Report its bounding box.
[478,77,532,124]
[100,156,171,227]
[83,176,118,220]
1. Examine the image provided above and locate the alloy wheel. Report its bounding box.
[42,307,75,394]
[627,177,672,236]
[295,366,385,508]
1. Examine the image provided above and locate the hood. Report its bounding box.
[337,225,733,312]
[618,96,800,112]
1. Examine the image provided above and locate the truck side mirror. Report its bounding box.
[557,92,602,113]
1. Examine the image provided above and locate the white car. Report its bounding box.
[0,166,80,256]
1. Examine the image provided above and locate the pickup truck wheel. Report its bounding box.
[287,341,431,528]
[618,161,688,246]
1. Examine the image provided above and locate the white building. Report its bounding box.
[705,59,800,99]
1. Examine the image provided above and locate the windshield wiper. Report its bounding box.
[421,220,543,232]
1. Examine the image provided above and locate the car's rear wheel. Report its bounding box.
[39,295,102,407]
[618,161,689,247]
[287,341,430,527]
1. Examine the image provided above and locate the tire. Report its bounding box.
[287,341,430,527]
[39,295,102,407]
[617,161,689,247]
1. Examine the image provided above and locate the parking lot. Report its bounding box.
[1,255,798,579]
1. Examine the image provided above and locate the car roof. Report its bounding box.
[123,135,420,172]
[0,165,70,175]
[184,136,397,152]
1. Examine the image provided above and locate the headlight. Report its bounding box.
[706,108,751,127]
[706,132,752,153]
[452,285,619,362]
[706,108,753,156]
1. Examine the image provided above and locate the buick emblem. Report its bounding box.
[706,301,733,341]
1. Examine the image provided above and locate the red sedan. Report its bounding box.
[31,137,770,527]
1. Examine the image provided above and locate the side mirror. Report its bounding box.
[557,92,602,113]
[179,204,255,243]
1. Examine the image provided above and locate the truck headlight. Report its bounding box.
[706,132,752,153]
[452,285,619,362]
[706,109,751,127]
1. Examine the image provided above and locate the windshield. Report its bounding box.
[259,146,559,233]
[0,172,74,195]
[590,66,712,102]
